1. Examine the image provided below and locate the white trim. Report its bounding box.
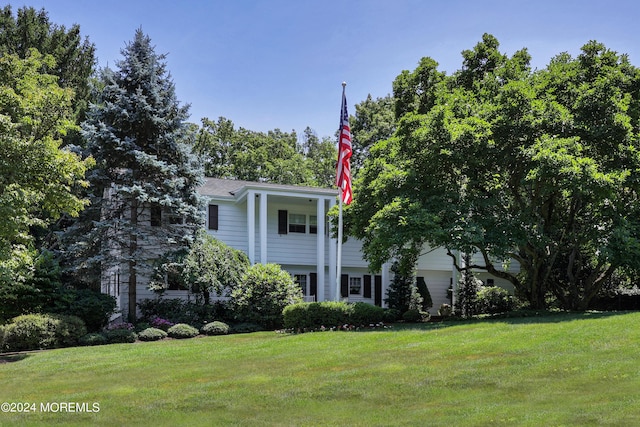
[316,198,325,301]
[259,192,267,263]
[247,190,255,264]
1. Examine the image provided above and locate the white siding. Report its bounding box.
[206,201,248,253]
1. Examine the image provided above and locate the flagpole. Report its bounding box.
[336,187,344,301]
[335,81,349,302]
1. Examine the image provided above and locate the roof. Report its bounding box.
[198,177,338,199]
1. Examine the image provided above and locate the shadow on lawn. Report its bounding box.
[386,310,635,332]
[0,354,30,364]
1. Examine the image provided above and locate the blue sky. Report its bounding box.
[8,0,640,138]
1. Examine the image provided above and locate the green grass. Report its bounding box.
[1,312,640,426]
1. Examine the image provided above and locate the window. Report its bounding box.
[150,206,162,227]
[349,277,362,295]
[288,213,306,233]
[309,215,318,234]
[293,274,307,294]
[208,205,218,230]
[486,278,495,286]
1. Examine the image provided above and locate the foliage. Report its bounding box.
[0,5,96,131]
[384,261,422,314]
[78,332,107,346]
[167,323,199,339]
[382,308,402,323]
[438,303,453,317]
[179,230,249,303]
[200,321,230,336]
[150,316,175,332]
[1,313,86,352]
[350,94,396,174]
[345,34,640,310]
[138,327,168,342]
[283,301,351,330]
[349,302,385,326]
[0,50,92,263]
[81,29,204,320]
[456,265,482,318]
[230,263,304,329]
[402,309,425,323]
[476,286,516,315]
[137,298,227,329]
[229,323,263,334]
[194,118,337,186]
[104,328,137,344]
[54,289,116,332]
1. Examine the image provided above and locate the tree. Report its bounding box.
[0,5,96,143]
[179,230,249,304]
[0,50,92,265]
[344,34,640,310]
[350,94,396,173]
[301,126,337,187]
[81,29,204,321]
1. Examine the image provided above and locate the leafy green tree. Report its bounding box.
[344,34,640,310]
[81,29,204,321]
[301,126,337,187]
[0,5,96,141]
[350,94,396,173]
[180,230,249,304]
[0,50,92,265]
[230,263,303,329]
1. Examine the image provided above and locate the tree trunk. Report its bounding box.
[128,200,138,322]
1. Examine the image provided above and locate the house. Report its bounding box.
[103,177,518,319]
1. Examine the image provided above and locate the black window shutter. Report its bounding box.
[310,272,317,297]
[340,274,349,298]
[208,205,219,230]
[278,210,288,234]
[374,275,382,306]
[363,275,372,298]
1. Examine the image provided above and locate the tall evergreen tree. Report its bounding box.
[81,29,203,321]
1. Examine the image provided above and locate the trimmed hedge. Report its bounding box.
[79,333,107,346]
[1,313,87,352]
[105,328,137,344]
[283,302,385,330]
[201,321,230,336]
[138,327,168,341]
[167,323,199,339]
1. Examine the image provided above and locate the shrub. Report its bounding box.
[438,303,453,317]
[230,323,263,334]
[137,298,226,329]
[104,328,137,344]
[230,263,303,329]
[60,289,116,332]
[402,309,424,323]
[79,333,107,346]
[349,302,384,326]
[138,327,168,341]
[201,321,230,336]
[150,316,174,331]
[477,286,516,314]
[382,308,402,323]
[1,313,87,352]
[283,301,351,330]
[167,323,199,339]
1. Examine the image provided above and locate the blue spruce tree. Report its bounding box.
[82,29,203,321]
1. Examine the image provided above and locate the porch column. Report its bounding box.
[328,198,337,301]
[316,197,325,301]
[247,190,255,264]
[259,192,267,264]
[381,262,391,308]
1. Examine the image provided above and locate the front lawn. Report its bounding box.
[1,311,639,426]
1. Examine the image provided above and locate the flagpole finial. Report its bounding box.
[342,81,346,88]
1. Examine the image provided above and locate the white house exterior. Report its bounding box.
[103,177,519,319]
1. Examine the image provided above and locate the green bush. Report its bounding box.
[477,286,516,314]
[438,303,453,317]
[167,323,199,339]
[137,298,226,329]
[79,333,107,346]
[105,328,137,344]
[1,313,87,352]
[201,321,230,336]
[230,323,263,334]
[349,302,384,326]
[382,308,402,323]
[283,301,351,330]
[402,309,425,323]
[60,289,116,332]
[230,263,303,329]
[138,327,168,341]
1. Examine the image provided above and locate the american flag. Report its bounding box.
[336,87,352,204]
